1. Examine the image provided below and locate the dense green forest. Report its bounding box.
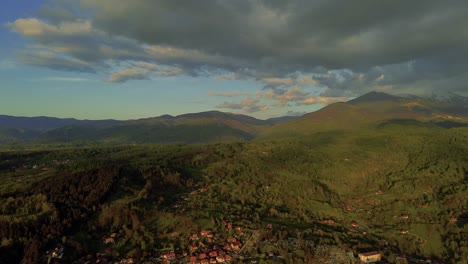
[0,123,467,263]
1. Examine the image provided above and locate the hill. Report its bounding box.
[0,115,120,131]
[1,92,467,145]
[0,124,466,263]
[0,111,284,145]
[258,91,468,139]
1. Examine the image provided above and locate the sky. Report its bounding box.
[1,1,468,120]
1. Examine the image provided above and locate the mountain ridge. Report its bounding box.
[1,91,467,144]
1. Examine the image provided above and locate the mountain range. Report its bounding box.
[1,92,467,145]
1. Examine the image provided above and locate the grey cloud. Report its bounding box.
[37,1,80,24]
[216,98,268,113]
[81,0,468,70]
[18,50,97,73]
[9,0,468,94]
[285,111,307,117]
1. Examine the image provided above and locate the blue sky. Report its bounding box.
[1,1,467,120]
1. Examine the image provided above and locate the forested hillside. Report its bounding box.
[0,124,466,263]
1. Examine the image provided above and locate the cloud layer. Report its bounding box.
[8,0,468,100]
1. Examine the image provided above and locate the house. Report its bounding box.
[224,244,232,251]
[201,230,212,236]
[401,214,409,220]
[225,255,232,262]
[189,256,198,264]
[104,237,115,244]
[199,253,207,260]
[163,252,176,259]
[209,258,217,264]
[450,217,458,223]
[216,256,226,263]
[209,251,218,257]
[231,241,241,251]
[350,221,358,227]
[358,251,381,263]
[200,259,209,264]
[119,258,136,264]
[190,244,198,252]
[191,233,199,240]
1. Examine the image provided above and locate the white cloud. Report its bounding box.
[156,66,185,76]
[216,97,268,113]
[261,77,294,86]
[301,96,347,105]
[10,18,92,37]
[265,87,308,106]
[107,63,157,83]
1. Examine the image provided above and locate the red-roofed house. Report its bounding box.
[201,230,211,236]
[189,256,198,264]
[224,244,232,251]
[104,237,115,244]
[190,244,198,252]
[231,241,241,251]
[163,252,176,259]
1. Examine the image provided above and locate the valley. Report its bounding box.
[0,92,467,263]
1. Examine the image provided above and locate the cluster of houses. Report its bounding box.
[172,228,243,264]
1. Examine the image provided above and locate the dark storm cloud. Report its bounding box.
[9,0,468,94]
[81,0,468,69]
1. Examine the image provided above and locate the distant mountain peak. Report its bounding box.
[426,90,468,104]
[347,91,401,104]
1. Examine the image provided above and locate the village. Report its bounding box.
[1,155,457,264]
[41,185,449,264]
